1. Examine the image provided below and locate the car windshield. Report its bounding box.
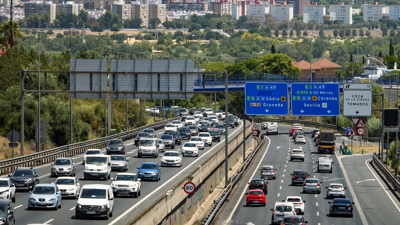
[216,125,225,128]
[54,159,71,165]
[331,184,343,189]
[306,179,319,183]
[86,150,100,155]
[164,152,180,156]
[200,123,209,127]
[262,167,272,171]
[276,206,293,212]
[172,121,181,124]
[161,135,172,139]
[140,163,157,169]
[137,133,149,137]
[286,198,301,203]
[55,179,74,185]
[189,126,197,130]
[179,128,190,131]
[199,134,210,137]
[293,150,303,153]
[283,217,302,222]
[0,180,8,187]
[184,143,196,147]
[80,189,106,199]
[249,190,263,195]
[86,156,107,165]
[209,131,219,134]
[13,170,33,177]
[293,171,306,175]
[115,175,136,181]
[166,124,175,127]
[158,140,164,144]
[191,138,202,141]
[333,199,351,204]
[111,156,125,161]
[186,117,194,120]
[144,129,154,133]
[33,186,55,194]
[108,140,122,145]
[140,140,156,146]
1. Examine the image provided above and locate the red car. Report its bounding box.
[246,189,266,206]
[290,128,301,136]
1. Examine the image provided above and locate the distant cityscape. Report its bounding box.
[0,0,400,28]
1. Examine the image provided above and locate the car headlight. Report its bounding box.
[118,147,123,150]
[49,198,56,201]
[29,198,36,201]
[0,217,6,223]
[111,183,115,187]
[25,179,32,183]
[67,188,75,191]
[106,147,110,150]
[100,204,107,209]
[139,172,143,175]
[161,158,167,162]
[84,166,89,170]
[76,204,82,209]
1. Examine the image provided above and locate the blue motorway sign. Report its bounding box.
[245,82,289,115]
[291,83,340,116]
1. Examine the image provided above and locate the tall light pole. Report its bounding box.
[310,32,313,83]
[37,18,41,152]
[192,34,195,64]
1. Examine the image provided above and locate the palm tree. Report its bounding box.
[0,21,23,48]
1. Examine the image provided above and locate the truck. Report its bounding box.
[316,129,336,154]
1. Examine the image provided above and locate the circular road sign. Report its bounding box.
[183,181,196,195]
[7,129,20,143]
[252,130,259,136]
[357,128,365,135]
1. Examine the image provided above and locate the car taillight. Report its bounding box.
[305,176,308,179]
[328,188,332,191]
[272,211,275,215]
[292,176,295,179]
[298,202,303,204]
[348,206,353,210]
[317,183,320,187]
[341,188,345,191]
[262,183,266,186]
[303,183,306,186]
[272,170,275,172]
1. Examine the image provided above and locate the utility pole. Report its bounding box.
[10,0,14,47]
[310,32,313,82]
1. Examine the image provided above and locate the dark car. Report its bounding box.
[225,119,236,128]
[188,108,197,115]
[8,167,39,191]
[329,198,354,217]
[166,131,182,145]
[0,199,15,225]
[281,215,308,225]
[227,115,239,126]
[143,128,156,138]
[311,129,320,138]
[106,138,125,155]
[180,113,189,122]
[198,123,211,132]
[135,132,150,146]
[290,170,310,186]
[178,127,191,140]
[293,130,304,140]
[209,129,221,142]
[215,124,226,135]
[160,134,175,149]
[188,125,199,136]
[248,178,268,195]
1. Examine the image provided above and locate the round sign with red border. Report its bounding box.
[183,181,196,195]
[252,130,259,136]
[357,127,365,135]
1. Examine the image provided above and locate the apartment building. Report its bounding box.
[232,3,244,19]
[149,3,167,25]
[132,3,150,27]
[271,2,293,22]
[303,2,326,24]
[2,0,19,7]
[286,0,309,16]
[329,2,352,24]
[362,2,388,21]
[106,1,131,21]
[387,3,400,21]
[210,1,232,15]
[246,2,266,23]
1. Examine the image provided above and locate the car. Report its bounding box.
[185,116,196,126]
[75,184,114,220]
[292,123,302,130]
[106,138,125,154]
[303,178,321,194]
[188,125,199,136]
[281,215,308,225]
[311,129,320,137]
[203,117,214,125]
[326,183,347,199]
[248,178,268,195]
[164,124,177,133]
[188,108,197,115]
[214,124,226,135]
[290,170,309,186]
[134,132,150,146]
[171,120,183,128]
[137,162,161,181]
[198,132,212,146]
[84,155,111,180]
[225,118,236,128]
[181,142,199,157]
[8,167,39,191]
[83,149,102,165]
[189,137,205,150]
[178,126,191,140]
[317,156,333,173]
[50,157,76,177]
[198,123,212,132]
[110,155,129,171]
[264,122,279,134]
[293,130,304,139]
[284,196,306,215]
[260,165,277,180]
[313,131,320,142]
[166,131,182,145]
[290,149,305,161]
[215,110,224,118]
[28,183,62,210]
[111,173,141,197]
[55,177,80,199]
[160,134,175,149]
[203,109,214,117]
[179,108,188,116]
[290,127,302,136]
[329,198,354,217]
[295,135,306,144]
[208,115,219,124]
[246,189,266,206]
[194,111,204,119]
[270,202,297,225]
[160,151,183,166]
[227,115,239,126]
[193,115,201,122]
[138,138,159,158]
[209,129,221,142]
[0,178,16,202]
[157,139,165,152]
[0,199,15,224]
[261,122,268,130]
[143,128,156,138]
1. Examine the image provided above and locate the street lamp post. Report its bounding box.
[310,32,313,83]
[192,35,195,63]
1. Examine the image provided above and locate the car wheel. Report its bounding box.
[109,209,113,217]
[158,175,161,181]
[246,203,249,207]
[290,158,293,161]
[330,170,333,173]
[76,214,82,219]
[172,145,175,149]
[54,201,58,210]
[11,194,16,203]
[104,210,109,220]
[317,191,321,194]
[138,154,141,158]
[58,201,62,209]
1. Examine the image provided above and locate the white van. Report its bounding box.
[84,155,111,180]
[75,184,114,220]
[317,156,333,173]
[265,122,279,135]
[138,138,159,158]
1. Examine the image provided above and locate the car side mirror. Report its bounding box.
[158,167,161,170]
[51,163,54,165]
[325,187,328,189]
[245,193,248,195]
[316,161,318,163]
[8,175,10,177]
[352,202,354,204]
[332,162,334,164]
[281,200,285,202]
[7,210,12,215]
[305,222,308,224]
[320,182,322,184]
[72,163,75,165]
[303,200,306,203]
[109,197,114,200]
[137,178,141,181]
[10,183,14,187]
[345,187,347,189]
[290,174,292,175]
[110,178,114,181]
[328,202,331,204]
[137,167,140,169]
[160,155,163,157]
[108,162,111,166]
[35,174,38,177]
[270,209,274,211]
[77,183,80,186]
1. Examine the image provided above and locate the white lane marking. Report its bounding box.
[14,204,22,209]
[316,202,318,206]
[318,223,321,225]
[44,219,54,224]
[39,174,50,179]
[365,159,400,212]
[70,206,75,210]
[316,211,319,216]
[285,165,287,167]
[277,193,280,197]
[356,179,375,184]
[315,194,317,198]
[279,186,282,190]
[337,156,368,225]
[282,174,285,177]
[225,136,271,222]
[286,161,288,163]
[284,169,286,172]
[281,180,283,183]
[313,166,315,168]
[111,122,245,225]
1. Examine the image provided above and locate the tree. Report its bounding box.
[382,26,388,36]
[289,29,294,37]
[149,18,161,29]
[0,21,23,48]
[274,30,279,37]
[319,29,324,38]
[333,29,338,37]
[258,53,301,79]
[271,44,276,53]
[296,29,301,37]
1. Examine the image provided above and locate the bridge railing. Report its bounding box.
[252,118,345,133]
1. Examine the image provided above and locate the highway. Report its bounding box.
[212,125,397,225]
[7,120,244,225]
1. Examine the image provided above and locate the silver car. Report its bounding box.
[157,139,165,152]
[110,155,129,172]
[326,183,347,199]
[28,184,62,210]
[260,165,277,180]
[50,157,76,177]
[302,178,322,194]
[294,135,306,144]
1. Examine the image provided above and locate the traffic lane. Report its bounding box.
[341,155,400,225]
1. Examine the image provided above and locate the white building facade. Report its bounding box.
[329,3,352,24]
[271,3,293,22]
[362,2,388,21]
[246,3,266,23]
[303,2,326,24]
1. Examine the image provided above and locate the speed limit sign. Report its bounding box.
[183,181,196,195]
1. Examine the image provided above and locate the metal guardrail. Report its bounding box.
[372,153,400,192]
[0,118,177,175]
[252,118,345,133]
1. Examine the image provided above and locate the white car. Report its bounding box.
[292,123,302,130]
[326,183,347,199]
[171,120,183,128]
[83,149,102,165]
[215,110,224,118]
[208,115,219,124]
[194,111,204,119]
[55,177,80,199]
[290,149,305,161]
[270,202,297,224]
[205,109,214,116]
[111,173,141,197]
[0,178,16,202]
[149,108,159,114]
[198,132,212,146]
[284,196,305,215]
[185,117,197,126]
[161,151,183,166]
[164,124,177,133]
[181,142,199,157]
[193,115,201,122]
[189,137,205,150]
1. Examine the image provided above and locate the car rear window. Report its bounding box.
[275,206,293,211]
[334,199,351,204]
[249,191,263,195]
[306,179,318,183]
[293,171,306,175]
[161,135,172,139]
[331,185,343,189]
[283,217,302,222]
[286,198,301,202]
[251,180,264,185]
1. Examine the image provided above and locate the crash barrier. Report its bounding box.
[0,118,176,175]
[252,118,345,133]
[124,121,254,225]
[372,153,400,192]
